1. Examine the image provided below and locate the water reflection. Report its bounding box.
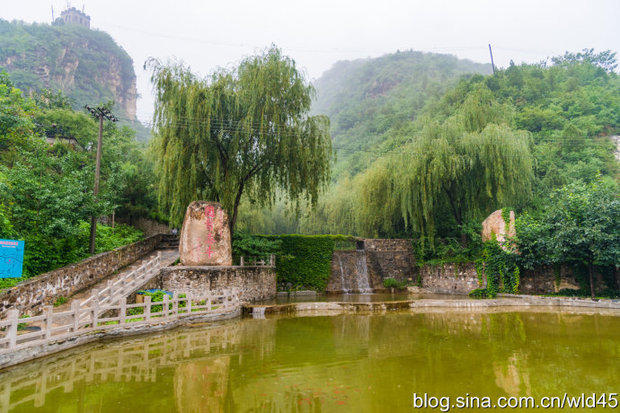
[1,310,618,412]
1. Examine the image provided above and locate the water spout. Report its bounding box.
[355,249,372,294]
[338,255,351,293]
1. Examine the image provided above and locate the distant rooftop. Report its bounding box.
[60,6,90,29]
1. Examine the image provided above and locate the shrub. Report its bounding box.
[383,277,407,289]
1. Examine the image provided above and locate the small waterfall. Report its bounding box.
[337,255,351,293]
[355,249,372,294]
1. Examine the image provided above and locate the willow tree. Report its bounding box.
[148,47,332,231]
[399,86,534,245]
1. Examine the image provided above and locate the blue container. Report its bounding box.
[137,289,173,297]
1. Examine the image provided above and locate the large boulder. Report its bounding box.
[481,209,516,244]
[179,201,232,266]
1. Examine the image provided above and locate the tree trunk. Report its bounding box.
[588,264,595,299]
[229,182,245,235]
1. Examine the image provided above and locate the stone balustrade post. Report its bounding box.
[7,309,18,348]
[90,301,99,329]
[163,294,169,319]
[71,300,80,332]
[186,292,192,314]
[172,292,179,318]
[44,306,53,339]
[120,299,127,324]
[144,296,151,321]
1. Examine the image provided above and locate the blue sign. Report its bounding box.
[0,239,24,278]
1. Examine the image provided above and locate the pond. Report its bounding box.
[1,309,618,412]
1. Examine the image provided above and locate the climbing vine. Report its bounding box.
[469,238,520,298]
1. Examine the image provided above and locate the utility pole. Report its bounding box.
[85,105,118,255]
[488,44,496,74]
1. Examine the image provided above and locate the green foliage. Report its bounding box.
[0,73,150,282]
[133,291,187,314]
[265,234,354,291]
[382,277,407,289]
[232,232,282,264]
[0,19,136,120]
[516,177,619,297]
[468,288,488,299]
[249,49,618,256]
[313,50,492,180]
[76,223,143,255]
[148,46,332,232]
[398,89,533,244]
[477,239,521,298]
[53,296,68,307]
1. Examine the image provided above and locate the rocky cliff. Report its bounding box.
[0,19,136,120]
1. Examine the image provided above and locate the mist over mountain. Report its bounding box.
[311,50,492,178]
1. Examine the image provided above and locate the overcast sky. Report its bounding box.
[2,0,619,124]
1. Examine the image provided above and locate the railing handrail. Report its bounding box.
[0,287,241,358]
[80,253,161,310]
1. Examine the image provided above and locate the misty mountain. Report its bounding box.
[312,50,492,178]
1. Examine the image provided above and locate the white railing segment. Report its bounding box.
[0,288,240,356]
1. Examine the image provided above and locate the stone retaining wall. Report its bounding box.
[151,266,276,303]
[419,262,484,294]
[363,239,416,285]
[520,265,619,295]
[0,235,162,317]
[244,296,620,316]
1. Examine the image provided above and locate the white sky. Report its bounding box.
[2,0,619,124]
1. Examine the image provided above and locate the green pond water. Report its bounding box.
[1,309,619,412]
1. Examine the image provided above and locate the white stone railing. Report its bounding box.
[0,288,241,357]
[239,254,275,266]
[80,252,162,310]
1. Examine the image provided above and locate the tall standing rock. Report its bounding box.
[179,201,232,266]
[481,209,516,245]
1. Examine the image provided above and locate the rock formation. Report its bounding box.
[179,201,232,266]
[0,19,137,120]
[481,209,516,245]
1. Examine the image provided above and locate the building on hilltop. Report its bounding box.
[60,6,90,29]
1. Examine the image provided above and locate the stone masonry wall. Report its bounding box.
[419,262,484,295]
[0,235,162,317]
[520,265,618,295]
[152,266,276,303]
[419,262,618,295]
[363,239,416,284]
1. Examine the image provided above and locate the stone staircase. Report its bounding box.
[157,234,179,250]
[50,249,179,326]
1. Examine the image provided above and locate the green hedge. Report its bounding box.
[234,234,355,291]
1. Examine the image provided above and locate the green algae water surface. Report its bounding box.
[1,310,619,412]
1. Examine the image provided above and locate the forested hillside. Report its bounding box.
[0,19,138,124]
[312,51,492,177]
[237,49,619,259]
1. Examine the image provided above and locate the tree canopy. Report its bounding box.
[148,46,332,231]
[516,177,619,297]
[0,71,151,281]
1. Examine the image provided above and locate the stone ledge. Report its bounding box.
[242,296,620,317]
